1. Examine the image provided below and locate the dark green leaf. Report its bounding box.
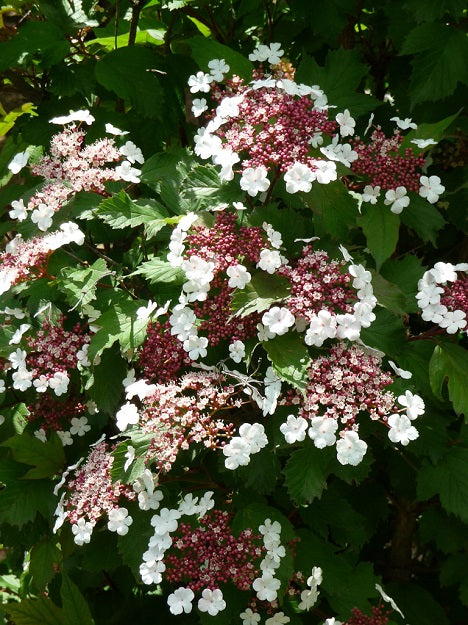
[95,191,168,230]
[400,194,446,244]
[60,574,94,625]
[283,443,332,505]
[231,273,290,317]
[263,332,310,391]
[0,433,65,480]
[185,36,253,80]
[305,179,358,239]
[6,598,65,625]
[359,205,400,270]
[380,256,425,313]
[429,343,468,418]
[29,539,61,593]
[370,270,407,316]
[360,309,407,358]
[87,346,127,415]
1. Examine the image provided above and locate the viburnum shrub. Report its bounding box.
[0,39,466,625]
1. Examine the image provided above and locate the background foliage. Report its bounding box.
[0,1,467,625]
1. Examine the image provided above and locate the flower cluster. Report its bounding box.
[416,261,468,334]
[281,343,424,464]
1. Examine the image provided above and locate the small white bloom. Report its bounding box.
[439,309,467,334]
[419,175,444,204]
[313,159,337,184]
[240,166,270,197]
[50,109,95,125]
[262,306,295,336]
[12,367,33,391]
[213,146,240,181]
[57,430,73,446]
[123,445,135,472]
[265,612,290,625]
[284,162,314,194]
[167,587,194,615]
[69,416,91,437]
[257,248,282,274]
[308,417,338,448]
[59,222,85,245]
[178,493,199,516]
[226,264,251,289]
[397,391,425,420]
[9,199,28,221]
[151,507,180,534]
[240,607,261,625]
[388,360,412,379]
[309,132,324,148]
[253,573,281,602]
[119,141,144,164]
[115,160,141,183]
[257,322,275,342]
[336,430,368,465]
[390,116,417,130]
[183,334,208,360]
[239,422,268,454]
[305,310,337,346]
[280,414,308,444]
[191,98,208,117]
[48,371,69,396]
[0,381,5,394]
[107,507,133,535]
[31,204,54,231]
[223,437,251,470]
[8,151,29,174]
[198,588,226,616]
[139,559,165,585]
[208,58,230,81]
[336,109,355,137]
[384,186,409,214]
[72,518,94,546]
[188,71,212,93]
[116,402,140,431]
[411,138,437,149]
[105,123,129,136]
[34,428,47,443]
[229,340,246,363]
[298,587,319,611]
[194,128,223,160]
[9,323,31,345]
[388,413,419,446]
[336,313,361,341]
[362,185,381,204]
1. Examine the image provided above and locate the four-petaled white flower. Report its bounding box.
[257,249,282,274]
[240,166,270,197]
[229,340,246,363]
[280,414,308,444]
[336,430,368,465]
[384,186,409,214]
[116,402,140,431]
[362,185,381,204]
[253,573,281,602]
[107,507,133,535]
[419,175,444,204]
[265,612,290,625]
[387,413,419,446]
[167,587,194,615]
[336,109,356,137]
[9,199,28,221]
[308,417,338,449]
[226,263,251,289]
[188,71,212,93]
[240,607,261,625]
[411,138,437,149]
[284,162,314,194]
[50,109,95,125]
[72,518,94,545]
[262,306,295,336]
[119,141,144,164]
[31,203,54,231]
[390,116,417,130]
[208,58,230,81]
[249,42,284,65]
[314,159,337,184]
[197,588,226,616]
[115,160,141,183]
[70,416,91,437]
[397,391,425,420]
[183,334,209,360]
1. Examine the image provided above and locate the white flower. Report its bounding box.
[9,323,31,345]
[388,413,419,446]
[34,428,47,443]
[9,199,28,221]
[59,222,85,245]
[411,138,437,148]
[257,322,275,341]
[439,309,467,333]
[119,141,144,164]
[336,109,355,137]
[57,430,73,446]
[107,507,133,535]
[362,185,381,204]
[50,109,95,125]
[249,42,284,64]
[223,437,251,470]
[69,416,91,437]
[388,360,412,379]
[390,116,417,130]
[72,518,94,546]
[298,587,319,611]
[125,379,157,401]
[139,489,164,511]
[336,313,361,340]
[226,264,251,289]
[308,417,338,448]
[197,490,215,517]
[139,559,165,584]
[0,381,5,394]
[309,132,324,148]
[178,493,199,516]
[188,71,212,93]
[284,162,314,193]
[431,262,458,284]
[375,584,405,618]
[116,402,140,431]
[76,344,91,367]
[307,566,323,587]
[336,431,368,465]
[384,186,409,214]
[263,222,283,249]
[198,588,226,616]
[419,175,444,204]
[266,612,290,625]
[194,128,223,160]
[280,415,308,444]
[305,310,337,346]
[213,147,240,181]
[314,160,337,184]
[253,573,281,601]
[183,334,208,360]
[397,391,425,420]
[191,98,208,117]
[115,160,141,183]
[169,306,197,341]
[151,507,180,534]
[229,340,246,363]
[48,371,69,396]
[257,249,282,274]
[31,204,54,231]
[352,302,375,328]
[8,151,29,174]
[259,518,281,539]
[208,58,230,81]
[105,123,129,136]
[324,619,343,625]
[136,300,159,320]
[240,607,261,625]
[240,166,270,197]
[239,422,268,453]
[2,307,26,319]
[167,587,194,615]
[262,306,295,336]
[12,367,33,391]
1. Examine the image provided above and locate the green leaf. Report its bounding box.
[87,346,127,415]
[0,22,69,71]
[60,574,94,625]
[359,204,400,270]
[95,191,168,230]
[305,180,357,240]
[400,110,462,154]
[110,434,154,484]
[380,255,425,313]
[385,582,449,625]
[429,343,468,418]
[400,24,468,106]
[400,194,446,244]
[283,443,332,505]
[263,332,310,391]
[0,433,65,480]
[185,36,253,81]
[417,447,468,523]
[232,502,295,543]
[29,539,61,593]
[6,597,65,625]
[180,165,239,211]
[58,259,109,310]
[94,47,165,118]
[238,448,280,495]
[370,270,407,316]
[133,258,185,285]
[360,308,407,358]
[231,273,290,317]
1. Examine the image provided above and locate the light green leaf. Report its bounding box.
[110,434,154,484]
[58,259,109,309]
[185,36,253,80]
[133,258,185,285]
[95,191,168,230]
[263,332,310,392]
[0,433,65,480]
[231,273,290,317]
[283,443,332,505]
[359,205,400,270]
[429,343,468,418]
